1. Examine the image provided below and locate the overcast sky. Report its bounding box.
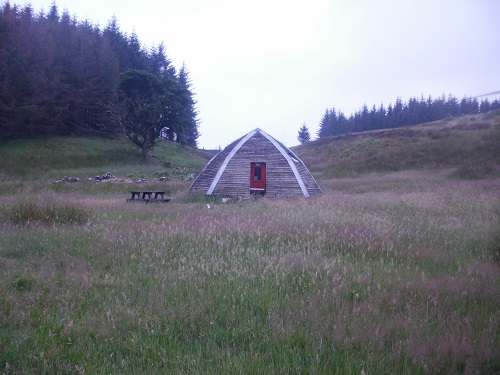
[16,0,500,149]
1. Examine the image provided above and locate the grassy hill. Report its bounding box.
[0,135,213,177]
[0,115,499,374]
[1,110,498,186]
[294,109,500,179]
[0,135,214,196]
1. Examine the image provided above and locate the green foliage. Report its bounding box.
[297,123,311,143]
[11,274,35,292]
[118,70,168,158]
[174,64,199,148]
[316,93,500,138]
[0,3,199,147]
[450,162,495,180]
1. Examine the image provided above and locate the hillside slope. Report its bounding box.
[294,110,500,179]
[0,136,213,178]
[1,111,499,185]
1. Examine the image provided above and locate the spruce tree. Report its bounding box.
[297,123,311,143]
[175,64,199,147]
[479,98,491,113]
[0,3,200,143]
[317,108,337,138]
[491,99,500,111]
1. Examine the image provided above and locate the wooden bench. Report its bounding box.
[127,191,171,203]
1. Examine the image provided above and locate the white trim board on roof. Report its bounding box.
[206,129,257,195]
[187,150,220,191]
[258,129,310,198]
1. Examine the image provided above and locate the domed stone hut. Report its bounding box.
[189,128,322,197]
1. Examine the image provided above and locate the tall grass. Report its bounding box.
[0,118,498,373]
[0,171,498,374]
[2,200,91,225]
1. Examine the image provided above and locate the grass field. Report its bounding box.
[0,114,499,374]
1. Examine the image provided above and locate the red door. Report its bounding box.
[250,162,266,191]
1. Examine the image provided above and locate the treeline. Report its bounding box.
[0,2,199,147]
[317,94,500,138]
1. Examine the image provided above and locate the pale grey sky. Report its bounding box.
[16,0,500,149]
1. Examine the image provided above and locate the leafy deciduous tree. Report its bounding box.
[118,69,166,158]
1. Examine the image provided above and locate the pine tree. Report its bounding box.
[471,97,480,114]
[359,104,370,131]
[479,98,491,113]
[491,99,500,111]
[393,97,404,126]
[369,104,378,130]
[317,108,337,138]
[337,111,349,135]
[386,103,394,128]
[149,43,174,78]
[316,109,328,138]
[128,32,148,70]
[297,123,311,143]
[445,94,460,116]
[174,63,199,147]
[103,16,131,70]
[0,3,199,143]
[377,103,387,129]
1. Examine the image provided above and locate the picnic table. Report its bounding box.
[127,191,171,203]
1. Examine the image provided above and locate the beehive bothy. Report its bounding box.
[189,128,322,197]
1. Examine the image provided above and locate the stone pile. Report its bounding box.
[53,172,114,183]
[87,172,114,182]
[52,172,172,184]
[52,176,80,183]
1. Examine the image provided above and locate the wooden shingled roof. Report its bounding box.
[188,128,322,197]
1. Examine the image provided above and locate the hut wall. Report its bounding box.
[212,133,303,196]
[188,138,239,193]
[189,130,322,197]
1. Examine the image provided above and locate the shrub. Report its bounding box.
[11,274,35,291]
[3,201,91,225]
[449,162,494,180]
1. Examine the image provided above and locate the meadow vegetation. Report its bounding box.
[298,111,500,179]
[0,114,499,374]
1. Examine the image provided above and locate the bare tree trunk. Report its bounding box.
[141,134,152,159]
[141,143,149,159]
